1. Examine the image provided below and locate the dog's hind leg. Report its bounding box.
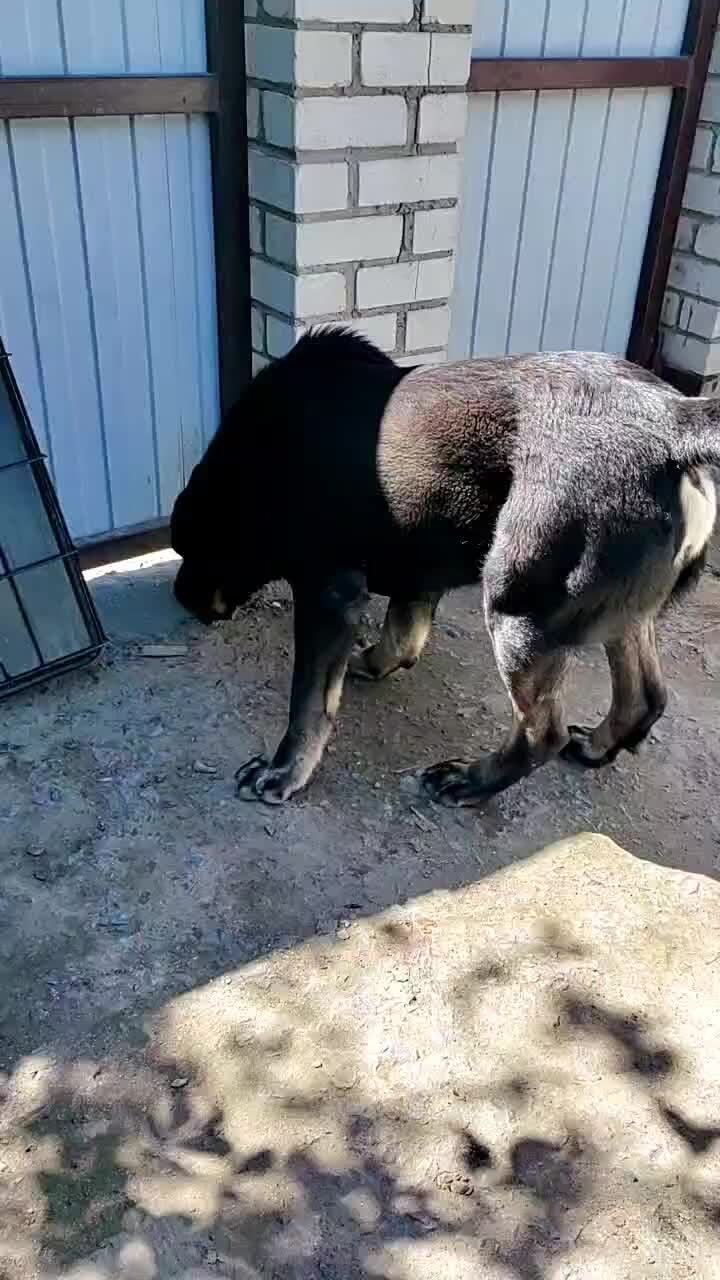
[422,618,570,807]
[349,592,441,681]
[563,619,667,768]
[236,571,366,804]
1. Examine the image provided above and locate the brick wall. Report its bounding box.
[245,0,473,373]
[661,24,720,391]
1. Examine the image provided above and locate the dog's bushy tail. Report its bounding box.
[673,396,720,468]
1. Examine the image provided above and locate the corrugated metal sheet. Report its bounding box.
[450,0,691,360]
[0,1,219,542]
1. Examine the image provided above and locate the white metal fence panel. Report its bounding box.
[450,0,691,361]
[0,0,218,542]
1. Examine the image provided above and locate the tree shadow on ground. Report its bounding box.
[1,956,719,1279]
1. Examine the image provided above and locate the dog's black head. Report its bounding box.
[170,416,277,625]
[171,469,275,624]
[171,554,241,625]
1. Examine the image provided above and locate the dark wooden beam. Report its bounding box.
[468,55,690,93]
[0,74,218,119]
[656,362,705,396]
[205,0,252,413]
[628,0,720,367]
[77,519,171,571]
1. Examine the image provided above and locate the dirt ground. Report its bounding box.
[1,552,720,1278]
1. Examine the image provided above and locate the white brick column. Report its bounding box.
[245,0,473,373]
[661,22,720,392]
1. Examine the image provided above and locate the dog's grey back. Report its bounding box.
[380,351,718,646]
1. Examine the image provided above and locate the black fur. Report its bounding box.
[287,325,399,368]
[171,331,718,806]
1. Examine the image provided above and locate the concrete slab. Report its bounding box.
[1,835,720,1278]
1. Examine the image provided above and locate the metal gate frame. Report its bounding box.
[0,338,105,699]
[468,0,720,373]
[0,0,251,569]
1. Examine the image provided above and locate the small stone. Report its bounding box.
[193,760,217,775]
[140,644,189,658]
[410,806,434,833]
[330,1063,358,1090]
[171,1076,189,1089]
[26,845,46,859]
[436,1171,474,1197]
[121,1207,143,1232]
[409,1211,438,1232]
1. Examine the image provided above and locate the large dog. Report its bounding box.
[171,329,718,807]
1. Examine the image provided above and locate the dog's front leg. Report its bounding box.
[236,571,367,804]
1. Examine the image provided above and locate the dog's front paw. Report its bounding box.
[347,646,380,681]
[421,759,482,807]
[561,726,613,769]
[235,755,300,805]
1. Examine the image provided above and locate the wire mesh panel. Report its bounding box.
[0,337,104,698]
